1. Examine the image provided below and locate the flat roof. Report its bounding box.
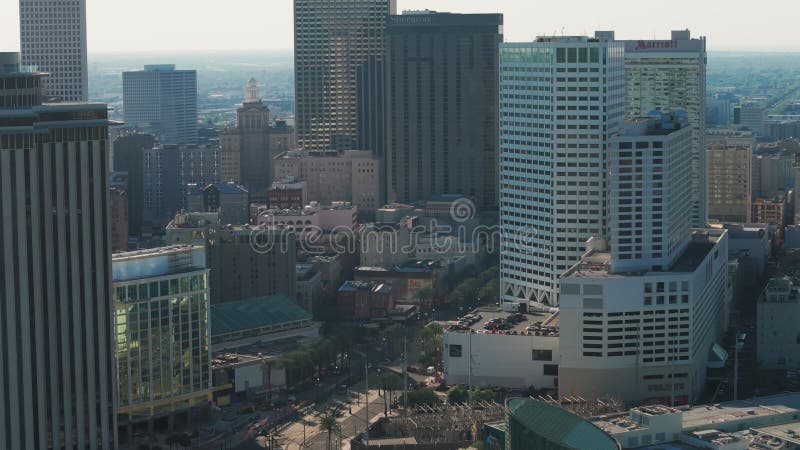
[210,295,312,337]
[751,421,800,445]
[112,244,202,261]
[447,309,559,336]
[682,393,800,429]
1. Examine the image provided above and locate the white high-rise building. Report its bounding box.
[612,29,708,228]
[558,113,730,405]
[609,111,693,273]
[19,0,89,102]
[499,36,626,306]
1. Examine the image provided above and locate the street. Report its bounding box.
[256,384,387,450]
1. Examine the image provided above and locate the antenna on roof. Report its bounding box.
[561,27,565,36]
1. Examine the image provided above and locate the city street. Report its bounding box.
[256,384,387,450]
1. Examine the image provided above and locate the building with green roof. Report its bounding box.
[506,398,620,450]
[210,294,315,347]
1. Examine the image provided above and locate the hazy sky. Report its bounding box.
[2,0,799,53]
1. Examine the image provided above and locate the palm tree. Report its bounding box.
[261,359,275,405]
[319,413,341,450]
[415,285,435,307]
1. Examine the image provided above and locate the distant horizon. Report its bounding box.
[3,0,800,53]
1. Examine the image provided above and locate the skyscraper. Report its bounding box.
[19,0,88,101]
[219,78,296,200]
[0,52,116,449]
[498,36,626,306]
[123,65,198,145]
[385,11,503,210]
[293,0,396,151]
[613,30,708,227]
[558,113,729,404]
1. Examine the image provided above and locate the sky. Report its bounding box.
[1,0,799,53]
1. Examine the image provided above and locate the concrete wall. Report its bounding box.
[443,331,559,389]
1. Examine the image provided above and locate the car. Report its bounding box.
[407,366,417,373]
[382,358,391,365]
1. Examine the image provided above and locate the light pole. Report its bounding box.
[351,349,369,447]
[734,337,744,401]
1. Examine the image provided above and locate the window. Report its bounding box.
[532,349,553,361]
[449,345,462,358]
[543,364,558,376]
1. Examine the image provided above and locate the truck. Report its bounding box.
[501,301,520,313]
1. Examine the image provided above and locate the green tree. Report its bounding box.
[381,323,406,358]
[318,412,342,450]
[415,323,444,364]
[447,385,469,404]
[415,285,436,306]
[407,388,438,406]
[377,372,403,415]
[471,388,495,403]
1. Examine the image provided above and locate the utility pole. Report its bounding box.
[734,337,744,401]
[403,336,408,413]
[468,331,473,405]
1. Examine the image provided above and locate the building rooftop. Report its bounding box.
[507,398,621,450]
[682,393,800,429]
[210,295,312,337]
[447,309,559,337]
[750,421,800,445]
[565,229,725,278]
[112,244,201,261]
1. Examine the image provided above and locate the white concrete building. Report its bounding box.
[257,201,358,232]
[499,36,626,306]
[609,111,692,273]
[557,113,729,405]
[19,0,88,101]
[594,394,800,449]
[757,277,800,370]
[613,29,708,227]
[443,310,560,390]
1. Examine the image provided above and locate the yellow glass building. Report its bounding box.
[112,245,212,425]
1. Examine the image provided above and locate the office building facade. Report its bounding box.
[498,37,626,306]
[0,52,116,449]
[142,144,220,229]
[273,149,381,214]
[558,114,730,404]
[293,0,396,150]
[219,78,296,199]
[123,65,198,145]
[19,0,88,101]
[707,142,752,223]
[385,12,503,210]
[112,246,212,426]
[618,30,707,227]
[207,226,297,304]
